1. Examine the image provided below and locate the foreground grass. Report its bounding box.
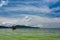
[0,29,60,40]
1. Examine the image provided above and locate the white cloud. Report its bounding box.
[23,16,32,22]
[43,0,59,4]
[0,14,60,28]
[9,0,59,6]
[4,6,51,14]
[0,0,8,7]
[51,7,60,12]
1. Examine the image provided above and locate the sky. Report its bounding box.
[0,0,60,28]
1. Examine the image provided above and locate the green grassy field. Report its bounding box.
[0,28,60,40]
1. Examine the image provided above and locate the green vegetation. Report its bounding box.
[0,28,60,40]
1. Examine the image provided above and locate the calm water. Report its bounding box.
[0,28,60,35]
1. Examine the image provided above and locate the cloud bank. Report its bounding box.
[0,14,60,28]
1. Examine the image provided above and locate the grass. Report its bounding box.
[0,28,60,40]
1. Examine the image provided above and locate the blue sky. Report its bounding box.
[0,0,60,28]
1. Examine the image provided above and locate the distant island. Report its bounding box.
[0,25,39,29]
